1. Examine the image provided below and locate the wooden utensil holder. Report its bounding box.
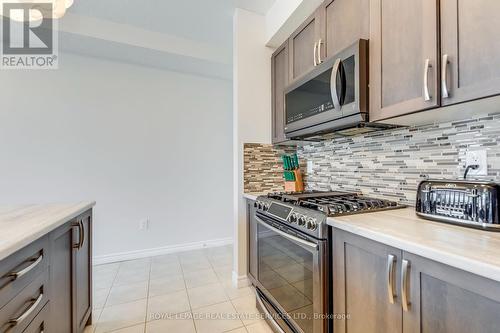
[284,169,304,192]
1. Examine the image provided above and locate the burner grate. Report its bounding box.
[268,191,403,216]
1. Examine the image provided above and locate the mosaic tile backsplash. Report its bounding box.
[299,113,500,204]
[243,144,295,193]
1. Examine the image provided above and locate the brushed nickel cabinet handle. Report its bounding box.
[442,54,450,98]
[313,41,318,67]
[9,293,43,326]
[424,58,432,101]
[80,220,85,249]
[317,39,324,64]
[8,254,43,280]
[73,221,83,249]
[386,254,397,304]
[401,259,411,312]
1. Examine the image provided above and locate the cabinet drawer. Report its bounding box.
[22,302,49,333]
[0,236,49,309]
[0,268,49,333]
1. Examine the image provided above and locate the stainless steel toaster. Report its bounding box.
[416,179,500,231]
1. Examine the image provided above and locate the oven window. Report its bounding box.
[258,223,314,333]
[285,68,335,124]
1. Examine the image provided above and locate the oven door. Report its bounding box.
[255,213,327,333]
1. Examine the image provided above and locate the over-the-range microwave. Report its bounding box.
[284,39,393,139]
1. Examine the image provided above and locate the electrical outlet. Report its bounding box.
[466,150,488,176]
[307,160,314,173]
[139,219,150,230]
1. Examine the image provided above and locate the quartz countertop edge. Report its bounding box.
[327,207,500,283]
[0,201,96,261]
[243,192,266,201]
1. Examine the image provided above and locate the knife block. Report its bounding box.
[284,169,304,192]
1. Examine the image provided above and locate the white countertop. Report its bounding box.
[328,207,500,282]
[0,202,95,261]
[243,192,267,201]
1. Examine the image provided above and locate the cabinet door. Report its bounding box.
[271,41,289,144]
[323,0,370,59]
[402,252,500,333]
[333,230,403,333]
[74,211,92,333]
[49,222,75,333]
[289,10,322,81]
[370,0,439,121]
[247,201,258,283]
[441,0,500,106]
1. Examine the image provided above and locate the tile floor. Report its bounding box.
[85,245,273,333]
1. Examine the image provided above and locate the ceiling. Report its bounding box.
[69,0,276,52]
[57,0,276,79]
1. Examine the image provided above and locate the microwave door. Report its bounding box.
[284,61,344,134]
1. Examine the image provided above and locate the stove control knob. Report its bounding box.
[298,216,306,226]
[257,202,263,209]
[253,201,258,208]
[263,203,270,211]
[306,218,317,230]
[289,213,298,223]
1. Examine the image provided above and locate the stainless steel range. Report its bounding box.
[253,191,404,333]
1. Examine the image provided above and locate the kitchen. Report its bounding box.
[1,0,500,333]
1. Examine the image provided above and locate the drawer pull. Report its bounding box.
[8,254,43,280]
[9,293,43,326]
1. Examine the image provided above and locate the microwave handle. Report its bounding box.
[331,58,342,111]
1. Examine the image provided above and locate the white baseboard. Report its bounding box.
[93,237,233,265]
[232,270,251,288]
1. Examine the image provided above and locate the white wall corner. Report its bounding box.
[265,0,324,48]
[232,8,273,283]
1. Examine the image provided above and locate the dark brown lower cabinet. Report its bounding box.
[74,211,92,332]
[333,229,500,333]
[50,210,92,333]
[50,222,74,333]
[403,252,500,333]
[333,229,402,333]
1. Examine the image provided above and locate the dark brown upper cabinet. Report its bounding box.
[288,9,324,82]
[440,0,500,106]
[322,0,370,60]
[370,0,440,121]
[271,41,289,144]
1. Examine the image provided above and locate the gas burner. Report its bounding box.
[257,191,404,239]
[266,191,403,217]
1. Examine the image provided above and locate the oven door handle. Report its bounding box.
[255,290,286,333]
[255,216,318,250]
